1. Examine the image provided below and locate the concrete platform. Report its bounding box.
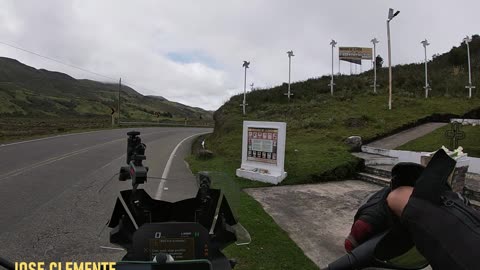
[245,180,382,269]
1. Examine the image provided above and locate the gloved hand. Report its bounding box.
[344,162,425,252]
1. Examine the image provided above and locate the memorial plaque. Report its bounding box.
[247,127,278,164]
[237,121,287,184]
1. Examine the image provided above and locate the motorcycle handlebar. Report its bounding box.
[0,256,14,270]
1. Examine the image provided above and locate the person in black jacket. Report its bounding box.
[346,149,480,270]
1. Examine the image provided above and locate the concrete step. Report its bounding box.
[352,152,398,166]
[361,146,393,156]
[464,187,480,202]
[470,200,480,211]
[365,165,392,178]
[356,172,390,187]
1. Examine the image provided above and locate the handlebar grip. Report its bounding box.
[0,257,15,270]
[327,231,387,270]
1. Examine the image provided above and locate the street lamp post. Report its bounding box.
[371,38,379,93]
[421,39,431,98]
[241,61,250,115]
[387,8,400,110]
[329,40,337,96]
[285,50,294,101]
[464,36,475,98]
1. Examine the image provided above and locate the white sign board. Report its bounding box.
[236,121,287,184]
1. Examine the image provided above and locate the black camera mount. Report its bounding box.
[119,131,149,187]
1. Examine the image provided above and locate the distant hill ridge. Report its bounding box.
[0,57,212,121]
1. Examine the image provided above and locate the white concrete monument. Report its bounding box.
[236,121,287,184]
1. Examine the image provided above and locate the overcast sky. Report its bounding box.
[0,0,478,110]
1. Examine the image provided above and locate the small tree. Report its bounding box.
[375,55,384,69]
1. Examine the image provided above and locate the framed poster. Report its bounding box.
[247,128,278,164]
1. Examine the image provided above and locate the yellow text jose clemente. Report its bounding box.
[15,262,116,270]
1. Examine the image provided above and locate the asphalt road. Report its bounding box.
[0,127,211,262]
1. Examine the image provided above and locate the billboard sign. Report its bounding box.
[339,47,373,63]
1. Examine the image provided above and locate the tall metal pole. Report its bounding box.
[464,36,475,98]
[329,40,337,95]
[371,38,379,93]
[338,56,341,75]
[387,20,392,110]
[118,78,121,125]
[421,39,430,98]
[386,8,400,110]
[285,51,294,101]
[243,66,247,114]
[288,55,291,98]
[241,61,250,115]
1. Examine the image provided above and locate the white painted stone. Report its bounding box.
[236,121,287,184]
[361,145,480,174]
[450,118,480,126]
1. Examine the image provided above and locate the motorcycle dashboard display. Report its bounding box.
[132,222,210,261]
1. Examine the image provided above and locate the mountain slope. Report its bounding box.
[0,57,212,121]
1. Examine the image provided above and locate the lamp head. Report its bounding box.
[388,8,400,21]
[242,61,250,68]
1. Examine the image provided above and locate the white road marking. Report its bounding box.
[0,128,170,147]
[154,132,210,199]
[100,246,125,251]
[0,130,103,147]
[0,138,126,181]
[0,131,163,181]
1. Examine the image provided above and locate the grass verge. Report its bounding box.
[213,92,480,185]
[396,125,480,157]
[186,153,319,270]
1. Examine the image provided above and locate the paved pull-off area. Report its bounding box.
[367,122,447,149]
[246,180,381,268]
[0,127,211,262]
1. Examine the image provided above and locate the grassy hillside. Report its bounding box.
[201,35,480,185]
[0,57,213,142]
[0,57,212,120]
[397,125,480,157]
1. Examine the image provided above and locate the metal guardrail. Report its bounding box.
[119,121,213,128]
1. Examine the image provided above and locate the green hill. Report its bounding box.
[0,57,212,120]
[195,35,480,186]
[0,57,213,141]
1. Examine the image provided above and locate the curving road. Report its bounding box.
[0,127,211,262]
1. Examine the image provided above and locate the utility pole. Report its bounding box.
[387,8,400,110]
[464,36,475,98]
[118,78,121,125]
[421,39,431,98]
[241,61,250,115]
[285,51,294,101]
[329,40,337,95]
[371,38,379,93]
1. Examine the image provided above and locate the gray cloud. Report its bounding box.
[0,0,478,110]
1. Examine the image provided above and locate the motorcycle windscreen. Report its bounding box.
[98,171,251,247]
[97,174,175,253]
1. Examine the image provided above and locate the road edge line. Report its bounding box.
[155,132,211,199]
